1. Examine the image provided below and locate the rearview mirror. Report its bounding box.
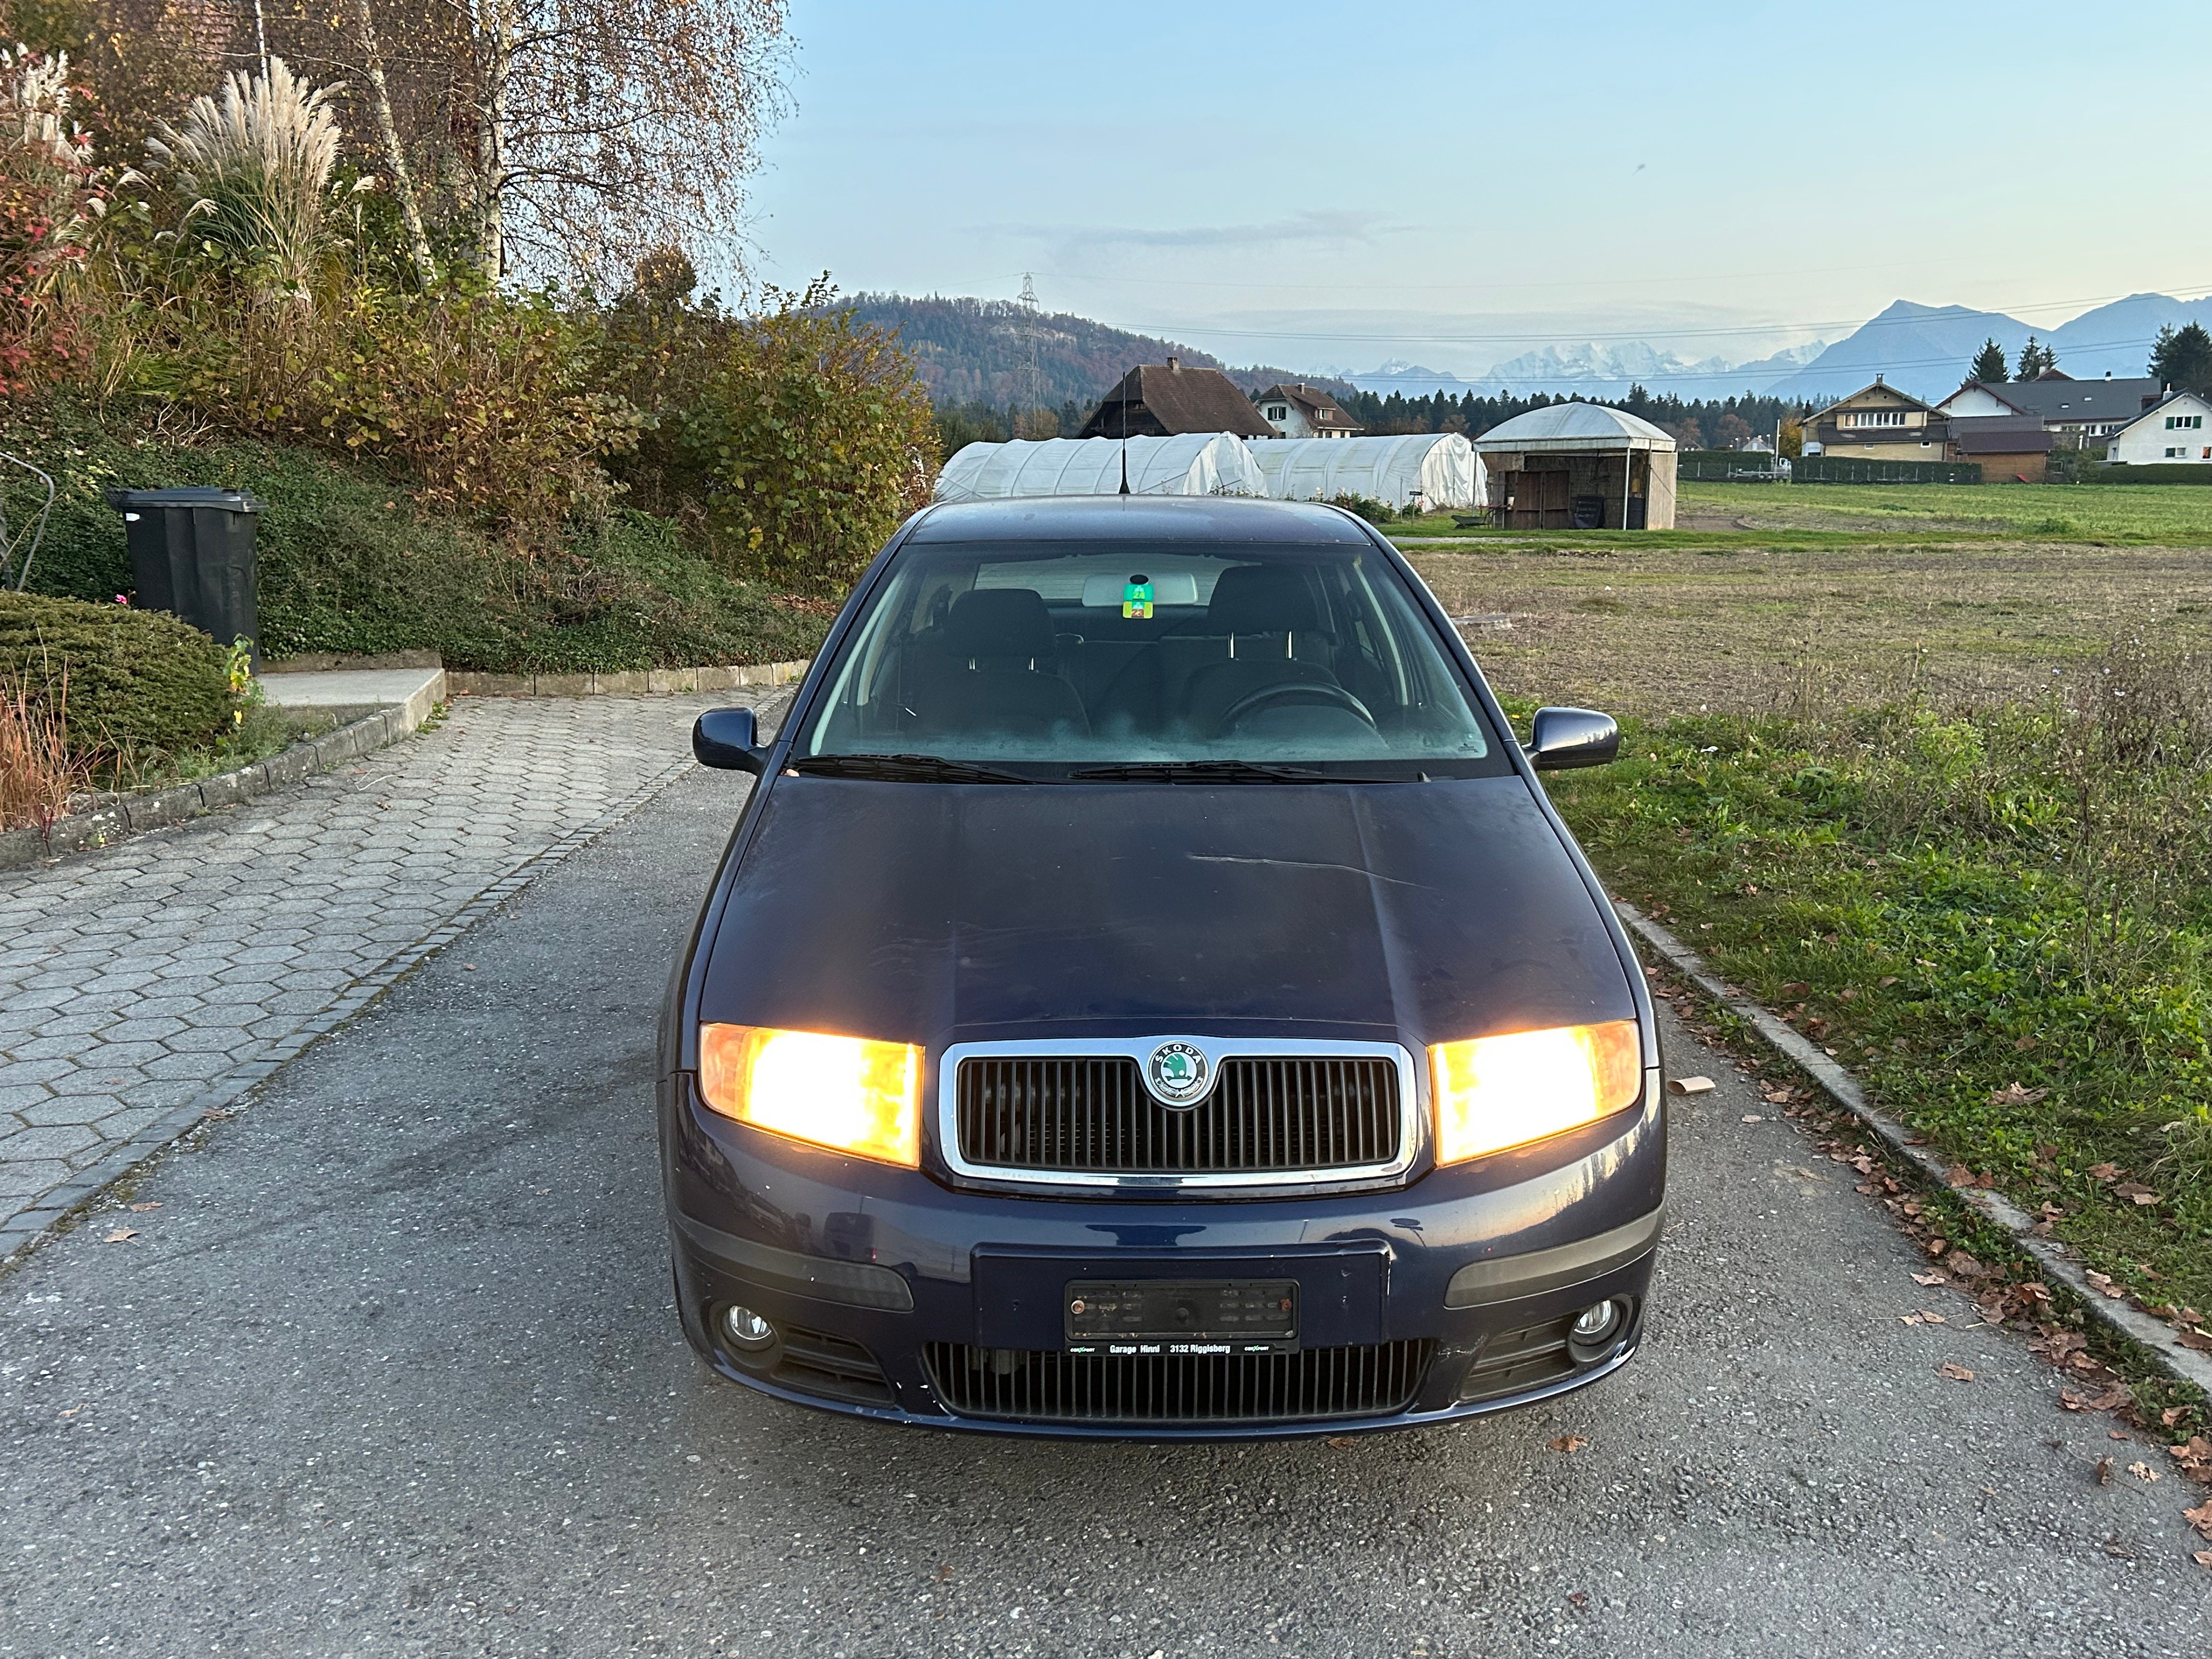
[1526,706,1620,771]
[693,706,769,774]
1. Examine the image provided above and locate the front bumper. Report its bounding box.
[662,1073,1664,1438]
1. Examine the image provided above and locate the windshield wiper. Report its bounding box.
[1068,760,1400,785]
[786,752,1036,785]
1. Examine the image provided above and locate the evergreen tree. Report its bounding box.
[2150,324,2212,396]
[2017,337,2053,379]
[1970,338,2008,382]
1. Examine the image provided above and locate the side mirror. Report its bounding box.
[693,706,769,774]
[1526,706,1620,771]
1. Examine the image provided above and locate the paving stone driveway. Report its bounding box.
[0,691,767,1256]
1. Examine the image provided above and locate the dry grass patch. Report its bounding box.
[1409,539,2212,720]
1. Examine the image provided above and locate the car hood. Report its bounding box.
[698,776,1635,1052]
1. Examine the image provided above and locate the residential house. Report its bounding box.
[1934,371,2165,449]
[1945,416,2053,483]
[2102,390,2212,466]
[1254,382,1362,440]
[1076,359,1276,439]
[1800,377,1948,461]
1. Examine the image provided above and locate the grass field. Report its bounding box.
[1400,497,2212,722]
[1394,478,2212,546]
[1418,482,2212,1367]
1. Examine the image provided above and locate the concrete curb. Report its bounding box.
[447,658,811,698]
[0,737,727,1272]
[1618,899,2212,1395]
[0,699,433,875]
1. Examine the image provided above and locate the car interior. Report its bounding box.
[806,550,1490,760]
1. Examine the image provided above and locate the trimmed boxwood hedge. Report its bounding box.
[0,591,234,756]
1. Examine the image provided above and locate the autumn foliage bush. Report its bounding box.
[608,272,937,593]
[125,285,637,526]
[0,46,104,397]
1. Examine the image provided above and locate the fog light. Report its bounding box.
[1571,1300,1622,1344]
[720,1305,777,1353]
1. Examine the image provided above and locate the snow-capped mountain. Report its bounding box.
[1346,340,1826,400]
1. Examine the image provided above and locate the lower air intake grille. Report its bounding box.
[955,1054,1401,1175]
[923,1340,1435,1425]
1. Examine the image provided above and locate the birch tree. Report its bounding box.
[447,0,788,283]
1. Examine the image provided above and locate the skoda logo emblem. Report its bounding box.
[1147,1041,1210,1107]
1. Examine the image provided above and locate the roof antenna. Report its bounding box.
[1119,362,1131,494]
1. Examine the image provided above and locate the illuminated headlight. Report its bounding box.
[1428,1021,1643,1165]
[697,1024,923,1167]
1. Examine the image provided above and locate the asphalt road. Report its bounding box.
[3,764,2208,1658]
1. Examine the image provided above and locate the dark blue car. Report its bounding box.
[660,495,1663,1437]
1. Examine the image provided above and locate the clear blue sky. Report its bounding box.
[742,1,2212,376]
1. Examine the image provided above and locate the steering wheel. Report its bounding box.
[1220,680,1376,732]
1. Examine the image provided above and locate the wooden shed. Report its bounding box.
[1471,403,1678,529]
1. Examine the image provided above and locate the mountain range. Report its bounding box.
[848,289,2212,415]
[1763,294,2212,401]
[1348,340,1829,401]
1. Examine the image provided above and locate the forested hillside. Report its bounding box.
[846,293,1357,414]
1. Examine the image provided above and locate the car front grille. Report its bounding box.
[953,1054,1401,1176]
[924,1340,1435,1426]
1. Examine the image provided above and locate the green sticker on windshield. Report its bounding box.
[1122,575,1154,619]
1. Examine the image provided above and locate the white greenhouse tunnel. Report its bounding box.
[1246,432,1485,511]
[933,435,1267,502]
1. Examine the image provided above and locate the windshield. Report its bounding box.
[798,540,1504,776]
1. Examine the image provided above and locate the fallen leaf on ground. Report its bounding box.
[1879,976,1899,988]
[2111,1183,2161,1206]
[1943,1252,1988,1279]
[1987,1082,2049,1107]
[2193,1550,2212,1571]
[1911,1271,1946,1287]
[127,1202,161,1212]
[2085,1271,2126,1299]
[2128,1462,2160,1483]
[2087,1163,2122,1183]
[2095,1457,2114,1485]
[1937,1363,1976,1381]
[1325,1436,1355,1448]
[1921,1311,1947,1324]
[1566,1590,1590,1609]
[1548,1434,1588,1454]
[101,1228,136,1243]
[2013,1034,2039,1051]
[2187,1499,2212,1538]
[1668,1076,1714,1096]
[1740,1114,1764,1124]
[1944,1164,1976,1187]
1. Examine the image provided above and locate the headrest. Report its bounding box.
[944,588,1057,662]
[1206,563,1328,636]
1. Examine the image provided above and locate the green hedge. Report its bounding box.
[0,591,233,755]
[1792,456,1982,485]
[2079,465,2212,486]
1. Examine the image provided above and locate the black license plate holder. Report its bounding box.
[1064,1279,1299,1356]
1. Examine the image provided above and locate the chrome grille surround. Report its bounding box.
[937,1036,1419,1192]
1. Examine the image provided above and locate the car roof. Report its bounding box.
[905,495,1376,546]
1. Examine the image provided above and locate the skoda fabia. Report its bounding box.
[660,495,1663,1437]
